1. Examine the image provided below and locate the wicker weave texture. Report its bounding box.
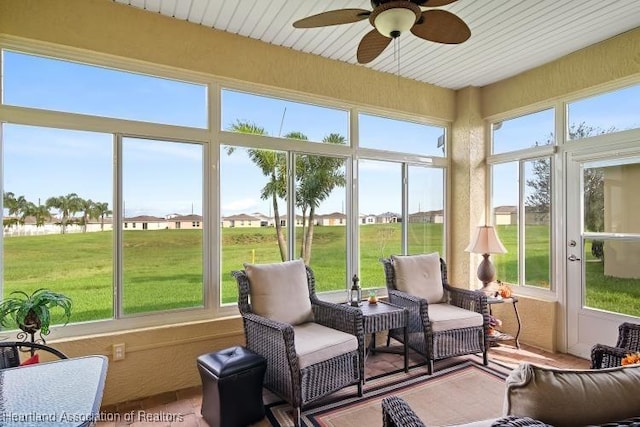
[232,265,363,424]
[381,257,489,372]
[591,322,640,369]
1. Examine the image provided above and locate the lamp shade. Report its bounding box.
[465,225,507,255]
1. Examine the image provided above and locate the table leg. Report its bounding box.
[403,325,408,372]
[512,301,522,349]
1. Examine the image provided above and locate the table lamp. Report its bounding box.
[465,225,507,288]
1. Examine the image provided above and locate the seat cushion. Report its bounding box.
[245,259,314,326]
[292,322,358,369]
[504,362,640,426]
[428,303,484,332]
[391,253,444,304]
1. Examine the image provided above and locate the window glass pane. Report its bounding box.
[2,50,207,128]
[491,162,519,285]
[568,84,640,140]
[295,154,347,293]
[492,109,554,154]
[359,160,402,288]
[122,138,203,314]
[583,161,640,234]
[221,89,348,144]
[524,159,551,288]
[359,113,445,156]
[407,166,444,255]
[220,146,287,304]
[583,238,640,317]
[2,124,113,324]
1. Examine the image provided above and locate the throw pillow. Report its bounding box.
[245,259,314,325]
[391,253,444,303]
[505,362,640,426]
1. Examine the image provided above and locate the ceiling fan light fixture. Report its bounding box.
[370,2,421,38]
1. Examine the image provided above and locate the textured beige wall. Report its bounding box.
[449,87,486,288]
[482,27,640,117]
[0,0,455,121]
[51,317,244,406]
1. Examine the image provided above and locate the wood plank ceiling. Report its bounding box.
[113,0,640,90]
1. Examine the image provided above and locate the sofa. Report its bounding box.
[382,362,640,427]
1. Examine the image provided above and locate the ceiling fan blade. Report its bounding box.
[416,0,458,6]
[357,29,392,64]
[293,9,370,28]
[411,9,470,44]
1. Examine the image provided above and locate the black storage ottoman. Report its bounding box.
[197,346,267,427]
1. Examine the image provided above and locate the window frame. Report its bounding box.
[487,105,558,299]
[0,39,448,338]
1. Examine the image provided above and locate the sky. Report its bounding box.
[2,50,640,219]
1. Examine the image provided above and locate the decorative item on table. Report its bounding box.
[465,225,507,289]
[621,352,640,366]
[350,274,362,307]
[368,290,378,305]
[497,280,512,298]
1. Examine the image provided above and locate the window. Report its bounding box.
[568,84,640,139]
[2,124,114,323]
[490,109,555,289]
[221,89,349,144]
[407,166,445,255]
[359,113,445,155]
[122,137,203,315]
[492,109,554,154]
[2,50,208,128]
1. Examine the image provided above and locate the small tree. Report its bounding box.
[46,193,82,234]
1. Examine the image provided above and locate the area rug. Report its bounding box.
[266,356,512,427]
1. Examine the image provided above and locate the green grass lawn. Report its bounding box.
[3,224,639,326]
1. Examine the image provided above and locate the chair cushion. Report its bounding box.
[292,322,358,369]
[428,303,484,332]
[391,253,444,304]
[245,259,314,326]
[504,362,640,426]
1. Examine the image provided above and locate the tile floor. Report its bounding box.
[97,343,590,427]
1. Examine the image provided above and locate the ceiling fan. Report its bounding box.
[293,0,470,64]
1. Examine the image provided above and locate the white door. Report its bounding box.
[566,152,640,358]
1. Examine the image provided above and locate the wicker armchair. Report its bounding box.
[591,322,640,369]
[381,254,489,374]
[0,341,68,368]
[233,259,364,427]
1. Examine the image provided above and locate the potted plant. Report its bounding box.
[0,288,72,335]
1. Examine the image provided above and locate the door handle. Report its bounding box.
[568,254,581,261]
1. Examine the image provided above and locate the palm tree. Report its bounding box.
[46,193,81,234]
[295,133,347,263]
[23,202,51,227]
[227,120,289,261]
[92,202,112,231]
[78,198,98,232]
[3,192,20,228]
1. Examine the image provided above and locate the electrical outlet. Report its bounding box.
[113,343,126,361]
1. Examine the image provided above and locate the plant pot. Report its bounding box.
[19,310,42,334]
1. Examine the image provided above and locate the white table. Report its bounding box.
[0,355,108,426]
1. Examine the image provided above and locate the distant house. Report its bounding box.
[315,212,346,226]
[168,214,203,230]
[408,210,444,224]
[250,212,273,227]
[494,205,517,225]
[377,212,401,224]
[221,213,262,228]
[360,214,376,225]
[85,216,114,232]
[279,214,306,227]
[123,215,167,230]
